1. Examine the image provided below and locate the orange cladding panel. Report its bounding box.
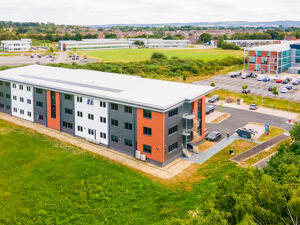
[136,109,165,163]
[249,64,255,71]
[248,51,255,57]
[261,51,268,57]
[46,90,61,131]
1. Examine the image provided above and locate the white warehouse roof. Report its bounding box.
[0,65,214,111]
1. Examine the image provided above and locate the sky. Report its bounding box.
[0,0,299,25]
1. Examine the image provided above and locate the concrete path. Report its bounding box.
[231,133,289,163]
[186,136,261,164]
[0,112,192,180]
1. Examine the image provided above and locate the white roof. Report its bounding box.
[0,65,214,111]
[1,39,32,43]
[247,43,292,52]
[59,39,130,44]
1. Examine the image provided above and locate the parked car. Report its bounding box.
[286,85,293,90]
[263,77,270,82]
[282,79,289,84]
[206,131,222,142]
[273,75,280,80]
[236,72,242,76]
[268,86,274,91]
[257,76,264,81]
[208,95,219,103]
[230,74,237,78]
[292,80,300,85]
[247,72,253,77]
[286,77,292,82]
[249,104,258,110]
[205,129,209,137]
[280,87,288,93]
[242,89,251,94]
[205,105,215,114]
[276,79,283,83]
[241,74,247,79]
[251,73,257,78]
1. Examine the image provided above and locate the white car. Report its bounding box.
[280,88,288,93]
[257,76,264,81]
[273,75,281,80]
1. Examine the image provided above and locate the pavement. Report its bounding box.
[194,74,300,102]
[0,112,193,180]
[231,133,289,163]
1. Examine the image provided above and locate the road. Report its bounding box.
[205,104,294,137]
[194,74,300,102]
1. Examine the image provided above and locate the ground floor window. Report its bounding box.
[143,144,152,154]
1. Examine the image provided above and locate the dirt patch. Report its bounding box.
[198,141,216,152]
[206,111,230,123]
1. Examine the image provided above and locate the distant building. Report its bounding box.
[1,39,32,52]
[224,40,276,47]
[130,39,190,48]
[247,41,300,74]
[58,39,131,51]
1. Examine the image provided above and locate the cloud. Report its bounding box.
[0,0,299,25]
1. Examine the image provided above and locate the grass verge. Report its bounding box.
[210,113,230,124]
[257,126,285,142]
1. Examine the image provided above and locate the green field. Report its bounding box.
[78,48,244,62]
[0,119,251,224]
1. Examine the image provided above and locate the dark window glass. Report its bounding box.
[111,103,118,110]
[36,88,43,94]
[168,108,178,117]
[124,106,132,113]
[168,125,178,135]
[143,127,152,135]
[168,142,178,152]
[143,109,152,119]
[124,139,132,146]
[111,135,118,142]
[64,108,73,115]
[143,144,152,154]
[50,91,56,118]
[111,119,118,126]
[64,94,72,100]
[124,122,133,130]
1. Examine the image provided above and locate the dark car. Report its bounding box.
[208,95,219,103]
[268,86,274,91]
[205,105,215,114]
[205,129,209,137]
[230,74,237,78]
[251,73,257,78]
[249,104,258,110]
[282,79,289,84]
[286,77,292,82]
[206,131,222,142]
[247,72,253,77]
[286,85,292,90]
[236,72,242,76]
[292,80,300,85]
[242,89,251,94]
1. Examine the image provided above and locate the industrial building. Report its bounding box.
[0,65,214,166]
[130,39,190,48]
[1,39,32,52]
[247,42,300,74]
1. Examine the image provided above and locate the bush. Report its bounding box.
[210,83,215,87]
[221,42,240,50]
[151,52,167,61]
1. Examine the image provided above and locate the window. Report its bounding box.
[6,93,10,99]
[64,94,72,100]
[111,135,118,142]
[143,109,151,119]
[143,144,152,154]
[100,101,106,108]
[36,101,43,107]
[13,107,17,112]
[63,121,73,129]
[111,119,118,126]
[124,106,132,113]
[27,86,31,91]
[143,127,152,136]
[88,129,94,135]
[51,91,56,118]
[125,122,132,130]
[27,99,31,104]
[87,98,94,105]
[88,114,94,120]
[20,97,24,102]
[0,104,3,108]
[111,103,118,110]
[100,117,106,123]
[100,132,106,139]
[64,108,73,115]
[77,126,83,132]
[5,82,9,87]
[6,105,10,110]
[20,109,24,115]
[77,111,83,117]
[124,139,132,146]
[27,111,32,117]
[168,125,178,135]
[77,96,82,102]
[0,81,2,85]
[168,142,178,152]
[168,108,178,117]
[19,85,23,90]
[38,114,43,120]
[36,88,43,94]
[0,92,3,97]
[12,84,16,88]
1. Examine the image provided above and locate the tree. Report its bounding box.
[210,83,215,87]
[199,33,212,43]
[151,52,167,61]
[242,85,248,90]
[272,87,279,95]
[290,124,300,142]
[217,36,224,48]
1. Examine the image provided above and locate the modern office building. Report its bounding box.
[0,65,214,166]
[289,43,300,74]
[58,39,131,51]
[1,39,32,52]
[130,38,190,48]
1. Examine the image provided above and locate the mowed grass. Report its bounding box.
[78,48,244,63]
[0,120,256,224]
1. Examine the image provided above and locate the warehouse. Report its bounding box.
[0,65,214,166]
[1,39,32,52]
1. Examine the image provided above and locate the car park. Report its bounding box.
[208,95,219,103]
[263,77,270,82]
[205,105,215,114]
[249,104,258,110]
[286,85,292,90]
[280,87,288,93]
[206,131,222,142]
[242,89,251,94]
[276,79,283,83]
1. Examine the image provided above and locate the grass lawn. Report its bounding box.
[77,48,244,63]
[0,120,257,224]
[257,126,285,142]
[208,89,300,113]
[210,113,230,124]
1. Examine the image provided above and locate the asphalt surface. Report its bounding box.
[205,104,294,138]
[195,74,300,102]
[230,133,289,163]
